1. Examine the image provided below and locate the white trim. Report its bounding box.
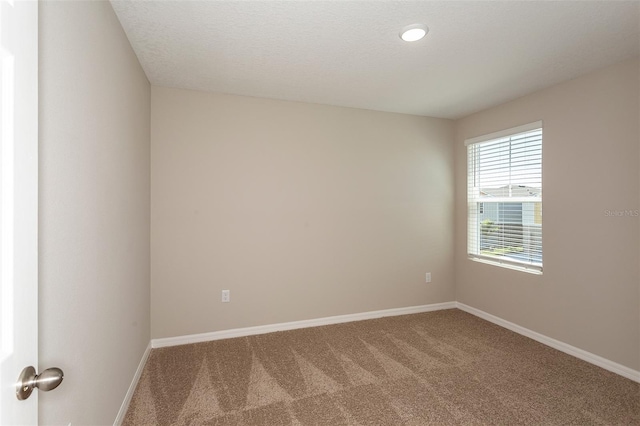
[113,342,152,426]
[464,120,542,146]
[151,302,457,349]
[468,256,543,275]
[456,302,640,383]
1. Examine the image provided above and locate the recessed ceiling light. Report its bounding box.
[399,24,429,42]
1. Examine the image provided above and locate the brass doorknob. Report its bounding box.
[16,366,64,400]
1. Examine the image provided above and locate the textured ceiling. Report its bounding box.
[111,1,639,119]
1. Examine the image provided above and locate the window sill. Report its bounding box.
[468,255,543,275]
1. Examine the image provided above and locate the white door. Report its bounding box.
[0,0,39,424]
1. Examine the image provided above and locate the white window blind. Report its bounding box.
[466,121,542,273]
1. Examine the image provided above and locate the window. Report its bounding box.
[466,121,542,273]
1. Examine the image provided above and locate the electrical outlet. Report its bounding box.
[425,273,431,283]
[221,290,230,303]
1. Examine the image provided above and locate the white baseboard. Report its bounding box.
[113,342,152,426]
[151,301,457,349]
[456,302,640,383]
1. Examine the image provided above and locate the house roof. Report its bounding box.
[480,185,541,198]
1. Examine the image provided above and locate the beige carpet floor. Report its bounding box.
[123,309,639,425]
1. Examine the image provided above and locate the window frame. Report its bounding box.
[465,121,543,274]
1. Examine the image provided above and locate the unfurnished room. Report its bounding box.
[0,0,639,425]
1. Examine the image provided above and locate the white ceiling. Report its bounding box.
[111,1,639,119]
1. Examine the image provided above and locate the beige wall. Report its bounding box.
[39,1,150,424]
[455,59,640,370]
[151,87,455,339]
[33,2,638,420]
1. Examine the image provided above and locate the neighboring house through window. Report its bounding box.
[466,121,542,273]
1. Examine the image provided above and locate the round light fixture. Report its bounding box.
[399,24,429,42]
